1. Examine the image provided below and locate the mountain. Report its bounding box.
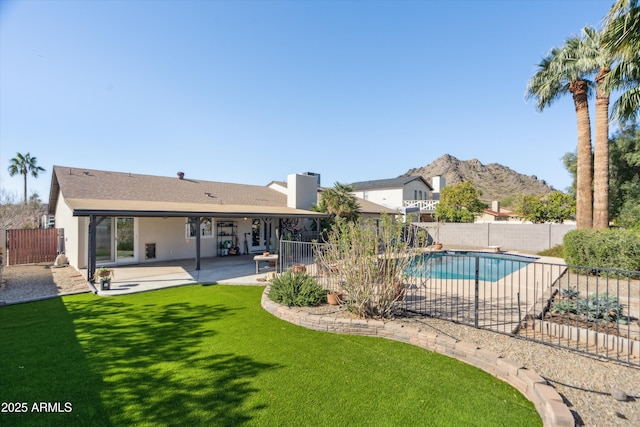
[402,154,556,204]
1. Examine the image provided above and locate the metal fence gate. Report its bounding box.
[6,228,61,265]
[279,240,640,367]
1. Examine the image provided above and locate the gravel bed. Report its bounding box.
[2,265,639,426]
[0,263,90,304]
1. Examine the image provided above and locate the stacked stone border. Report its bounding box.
[261,286,575,427]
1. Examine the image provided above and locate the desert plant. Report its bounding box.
[313,214,429,319]
[575,293,623,322]
[268,270,326,307]
[551,299,577,315]
[559,287,580,299]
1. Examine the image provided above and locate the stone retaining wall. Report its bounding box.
[261,287,575,427]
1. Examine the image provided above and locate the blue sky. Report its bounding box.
[0,0,615,202]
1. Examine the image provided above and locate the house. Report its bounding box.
[48,167,395,280]
[476,201,523,223]
[268,174,400,222]
[350,175,444,221]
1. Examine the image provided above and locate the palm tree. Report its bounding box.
[602,0,640,124]
[567,27,614,229]
[526,43,594,229]
[312,182,361,236]
[317,183,360,222]
[7,152,46,205]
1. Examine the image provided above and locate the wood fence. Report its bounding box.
[6,229,60,265]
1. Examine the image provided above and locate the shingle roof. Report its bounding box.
[49,166,321,217]
[350,176,433,191]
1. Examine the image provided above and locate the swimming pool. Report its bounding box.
[409,251,538,282]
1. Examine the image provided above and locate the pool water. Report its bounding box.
[409,251,537,282]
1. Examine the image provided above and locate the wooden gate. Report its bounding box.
[6,229,60,265]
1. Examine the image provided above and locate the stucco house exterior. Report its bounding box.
[48,167,395,280]
[350,176,444,221]
[476,201,523,223]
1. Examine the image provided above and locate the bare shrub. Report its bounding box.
[314,214,429,319]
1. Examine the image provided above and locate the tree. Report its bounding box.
[0,189,44,229]
[526,41,594,229]
[568,27,613,229]
[514,195,546,223]
[603,0,640,124]
[545,192,577,223]
[561,151,577,196]
[312,182,360,235]
[564,123,640,228]
[609,124,640,229]
[514,192,575,224]
[7,152,46,205]
[435,181,485,223]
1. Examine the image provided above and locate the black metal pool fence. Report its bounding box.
[278,240,640,366]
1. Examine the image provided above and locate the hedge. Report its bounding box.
[563,229,640,272]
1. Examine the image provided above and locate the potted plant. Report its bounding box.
[327,290,343,305]
[93,267,114,291]
[292,264,306,274]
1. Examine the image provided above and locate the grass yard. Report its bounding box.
[0,285,541,426]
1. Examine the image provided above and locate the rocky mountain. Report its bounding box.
[403,154,556,204]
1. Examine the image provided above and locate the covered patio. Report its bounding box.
[80,254,278,296]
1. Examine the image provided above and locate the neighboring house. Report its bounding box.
[350,176,444,221]
[476,201,523,223]
[268,176,399,222]
[49,167,394,280]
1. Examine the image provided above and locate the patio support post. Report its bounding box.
[189,217,202,271]
[263,217,273,252]
[87,215,108,284]
[88,215,96,283]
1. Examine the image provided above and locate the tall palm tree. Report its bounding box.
[7,152,46,205]
[567,27,614,229]
[526,44,594,229]
[603,0,640,124]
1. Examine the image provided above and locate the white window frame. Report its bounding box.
[185,217,214,239]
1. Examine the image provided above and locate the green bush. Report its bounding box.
[563,229,640,271]
[537,244,564,258]
[268,271,327,307]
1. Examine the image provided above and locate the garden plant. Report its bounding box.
[314,214,429,318]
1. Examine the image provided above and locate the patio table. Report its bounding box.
[253,254,278,274]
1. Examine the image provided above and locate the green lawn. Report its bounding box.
[0,285,541,426]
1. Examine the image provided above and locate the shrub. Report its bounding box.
[563,229,640,271]
[537,244,564,259]
[551,299,576,315]
[268,271,326,307]
[313,214,429,319]
[575,293,623,322]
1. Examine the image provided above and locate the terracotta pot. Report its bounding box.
[263,252,270,257]
[292,264,306,274]
[327,291,343,305]
[434,243,443,250]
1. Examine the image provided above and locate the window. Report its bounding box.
[186,217,213,238]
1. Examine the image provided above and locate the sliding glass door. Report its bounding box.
[95,217,137,264]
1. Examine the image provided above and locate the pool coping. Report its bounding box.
[261,286,575,427]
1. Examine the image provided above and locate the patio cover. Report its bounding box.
[65,198,327,218]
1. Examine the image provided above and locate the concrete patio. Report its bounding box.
[85,255,277,296]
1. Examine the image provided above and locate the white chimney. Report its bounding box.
[287,173,318,209]
[492,201,500,212]
[431,176,445,200]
